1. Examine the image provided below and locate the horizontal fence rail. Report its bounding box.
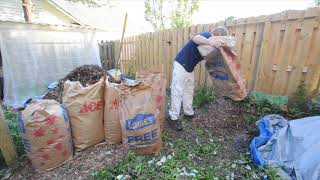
[100,7,320,96]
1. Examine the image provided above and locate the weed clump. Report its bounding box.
[193,85,215,109]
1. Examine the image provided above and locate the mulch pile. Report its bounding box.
[43,65,105,103]
[192,97,247,136]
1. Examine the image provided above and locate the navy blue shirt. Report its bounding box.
[175,31,212,72]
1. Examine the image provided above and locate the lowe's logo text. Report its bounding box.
[125,114,156,131]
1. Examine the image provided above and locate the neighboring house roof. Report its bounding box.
[0,0,84,26]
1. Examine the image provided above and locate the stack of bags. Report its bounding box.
[20,70,166,171]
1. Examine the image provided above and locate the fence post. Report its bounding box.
[0,105,17,166]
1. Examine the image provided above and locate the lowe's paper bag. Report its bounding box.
[136,71,167,130]
[20,99,73,172]
[62,78,105,151]
[119,84,162,154]
[198,37,247,101]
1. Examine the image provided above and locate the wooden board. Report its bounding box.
[265,22,283,93]
[248,23,264,91]
[153,32,159,69]
[254,21,272,92]
[0,106,17,166]
[234,21,246,80]
[272,15,297,95]
[304,20,320,93]
[158,31,164,74]
[286,18,314,95]
[240,20,256,90]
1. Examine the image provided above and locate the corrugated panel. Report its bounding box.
[0,0,76,25]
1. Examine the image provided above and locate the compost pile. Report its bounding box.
[44,65,105,103]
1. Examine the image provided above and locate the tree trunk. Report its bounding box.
[22,0,33,23]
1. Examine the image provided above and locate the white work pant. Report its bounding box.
[169,61,195,120]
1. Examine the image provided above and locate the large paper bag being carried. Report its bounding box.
[198,36,247,101]
[63,78,104,151]
[20,99,73,171]
[119,84,162,154]
[104,80,122,143]
[136,71,167,130]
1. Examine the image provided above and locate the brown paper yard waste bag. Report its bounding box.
[136,71,167,130]
[62,78,104,151]
[104,80,122,143]
[119,84,162,154]
[20,99,73,171]
[198,36,247,101]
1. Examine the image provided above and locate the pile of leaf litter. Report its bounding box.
[43,65,105,103]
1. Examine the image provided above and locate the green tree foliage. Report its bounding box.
[315,0,320,6]
[144,0,166,30]
[144,0,200,30]
[170,0,200,28]
[224,16,236,25]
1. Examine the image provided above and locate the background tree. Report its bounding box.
[68,0,112,7]
[224,16,236,26]
[170,0,200,28]
[315,0,320,6]
[144,0,166,30]
[144,0,200,30]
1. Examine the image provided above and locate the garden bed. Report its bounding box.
[2,97,275,179]
[2,83,318,179]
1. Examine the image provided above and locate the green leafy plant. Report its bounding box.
[244,114,259,126]
[193,85,215,109]
[264,166,282,180]
[126,65,136,80]
[4,111,25,156]
[287,83,320,118]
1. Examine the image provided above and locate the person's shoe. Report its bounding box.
[168,119,183,131]
[184,111,196,120]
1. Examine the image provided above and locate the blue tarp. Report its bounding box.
[251,115,320,180]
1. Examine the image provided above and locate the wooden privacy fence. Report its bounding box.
[101,8,320,96]
[99,41,115,70]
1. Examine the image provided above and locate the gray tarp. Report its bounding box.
[251,115,320,180]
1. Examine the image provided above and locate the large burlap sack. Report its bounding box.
[104,80,122,143]
[119,84,162,154]
[62,78,104,151]
[19,99,73,171]
[136,71,167,130]
[198,37,247,101]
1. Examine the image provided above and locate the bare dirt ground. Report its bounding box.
[2,97,258,180]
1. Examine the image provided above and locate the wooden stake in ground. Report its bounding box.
[115,13,128,79]
[0,105,17,166]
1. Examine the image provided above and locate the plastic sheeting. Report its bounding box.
[251,115,320,180]
[0,27,101,108]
